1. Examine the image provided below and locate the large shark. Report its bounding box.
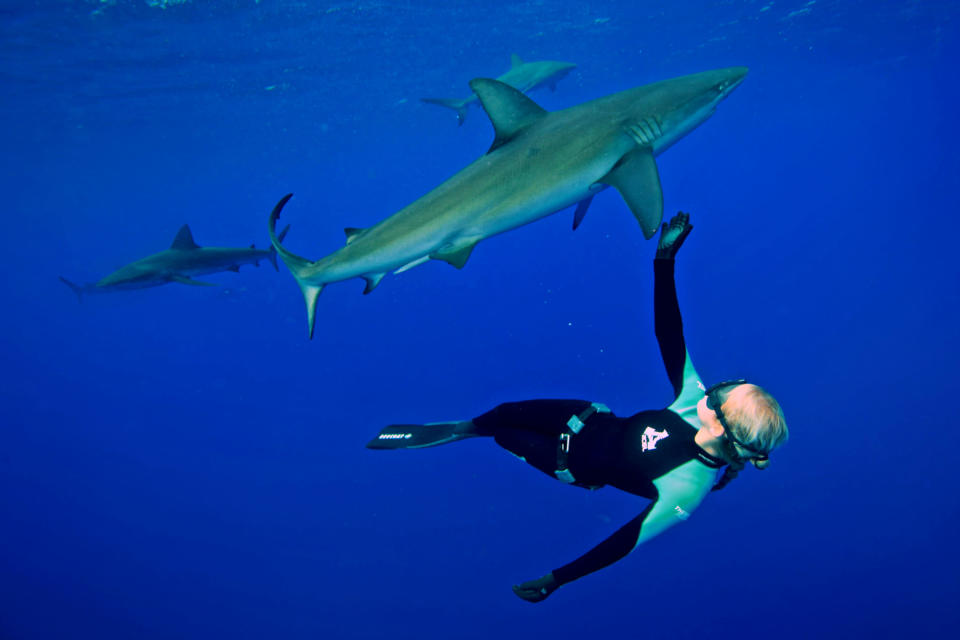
[60,223,289,301]
[422,54,576,125]
[269,66,748,338]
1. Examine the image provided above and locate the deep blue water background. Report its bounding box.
[2,1,959,637]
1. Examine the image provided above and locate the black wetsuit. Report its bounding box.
[472,258,725,587]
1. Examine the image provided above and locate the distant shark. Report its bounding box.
[270,66,748,338]
[60,223,290,301]
[422,54,576,125]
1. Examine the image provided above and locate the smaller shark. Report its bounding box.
[60,223,289,301]
[422,54,576,125]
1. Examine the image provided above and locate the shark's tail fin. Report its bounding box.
[268,194,325,339]
[267,224,291,272]
[421,97,469,126]
[59,276,85,303]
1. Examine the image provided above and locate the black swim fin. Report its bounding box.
[366,422,476,450]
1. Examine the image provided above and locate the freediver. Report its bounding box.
[367,212,789,602]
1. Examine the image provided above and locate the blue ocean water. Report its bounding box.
[2,0,958,637]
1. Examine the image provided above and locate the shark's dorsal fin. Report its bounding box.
[431,240,479,269]
[170,224,200,250]
[344,227,365,245]
[598,149,664,240]
[470,78,547,153]
[510,53,523,68]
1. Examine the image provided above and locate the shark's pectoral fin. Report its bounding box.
[170,275,217,287]
[344,227,365,245]
[170,224,200,250]
[431,240,479,269]
[469,78,548,153]
[572,195,595,231]
[362,273,386,294]
[599,149,663,240]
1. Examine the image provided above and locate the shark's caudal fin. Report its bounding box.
[59,276,85,303]
[268,194,324,339]
[421,97,470,126]
[267,224,290,272]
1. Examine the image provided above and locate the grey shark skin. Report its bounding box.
[422,54,576,125]
[60,224,290,301]
[270,66,748,338]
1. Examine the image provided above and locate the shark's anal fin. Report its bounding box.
[572,195,594,230]
[431,240,478,269]
[170,275,217,287]
[598,149,663,239]
[344,227,365,245]
[362,273,386,294]
[170,224,200,250]
[470,78,548,153]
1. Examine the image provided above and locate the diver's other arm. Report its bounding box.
[513,493,695,602]
[654,212,694,397]
[512,572,559,603]
[514,503,656,602]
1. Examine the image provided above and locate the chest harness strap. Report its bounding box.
[555,402,611,484]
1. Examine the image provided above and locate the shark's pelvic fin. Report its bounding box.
[510,53,523,68]
[470,78,548,153]
[362,273,386,294]
[170,274,217,286]
[344,227,365,245]
[599,149,664,239]
[170,224,201,250]
[572,195,595,231]
[431,240,478,269]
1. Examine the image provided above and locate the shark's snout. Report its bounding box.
[721,66,749,97]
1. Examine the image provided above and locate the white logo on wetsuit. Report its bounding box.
[641,427,669,451]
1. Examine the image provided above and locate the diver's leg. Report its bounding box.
[365,420,479,449]
[472,399,592,438]
[366,399,591,453]
[473,399,594,479]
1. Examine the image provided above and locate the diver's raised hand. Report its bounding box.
[512,572,559,603]
[656,211,693,259]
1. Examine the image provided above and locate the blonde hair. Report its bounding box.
[723,384,789,454]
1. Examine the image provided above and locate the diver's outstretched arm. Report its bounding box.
[654,212,694,397]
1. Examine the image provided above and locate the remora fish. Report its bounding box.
[422,54,576,125]
[269,66,748,338]
[60,223,289,301]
